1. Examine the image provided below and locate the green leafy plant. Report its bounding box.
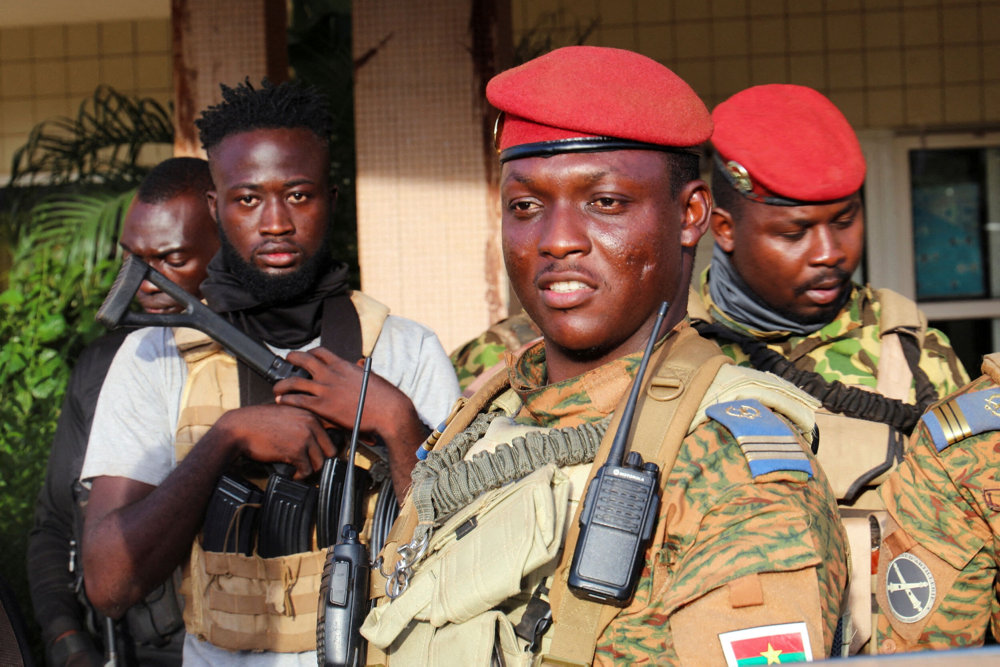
[0,190,131,664]
[0,86,166,663]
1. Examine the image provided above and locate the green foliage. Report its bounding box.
[7,86,172,193]
[0,189,131,662]
[0,86,162,663]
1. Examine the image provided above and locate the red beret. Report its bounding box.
[712,84,865,205]
[487,46,712,162]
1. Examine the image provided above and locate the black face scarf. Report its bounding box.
[200,233,351,349]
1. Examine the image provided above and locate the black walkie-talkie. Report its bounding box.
[317,356,372,667]
[567,301,668,604]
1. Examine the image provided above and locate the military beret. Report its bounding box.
[486,46,712,163]
[712,84,865,205]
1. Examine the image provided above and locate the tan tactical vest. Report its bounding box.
[362,326,824,665]
[175,291,388,652]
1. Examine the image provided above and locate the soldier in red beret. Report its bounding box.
[361,47,848,665]
[689,84,969,654]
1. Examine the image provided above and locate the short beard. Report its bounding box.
[218,223,334,305]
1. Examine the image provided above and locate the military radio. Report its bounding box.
[317,356,373,667]
[567,301,668,604]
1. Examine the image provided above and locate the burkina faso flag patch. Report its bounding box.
[719,622,812,665]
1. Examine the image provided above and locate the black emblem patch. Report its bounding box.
[885,552,936,623]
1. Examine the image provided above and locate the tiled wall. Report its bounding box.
[0,18,173,178]
[511,0,1000,130]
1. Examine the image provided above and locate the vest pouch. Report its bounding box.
[814,410,901,506]
[184,537,326,652]
[362,464,569,650]
[385,610,530,667]
[124,568,185,646]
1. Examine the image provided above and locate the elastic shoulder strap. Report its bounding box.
[369,368,514,600]
[546,325,731,664]
[875,288,927,345]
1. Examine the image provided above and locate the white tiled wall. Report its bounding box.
[0,18,172,178]
[511,0,1000,130]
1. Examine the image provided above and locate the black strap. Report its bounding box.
[238,294,364,408]
[693,321,934,435]
[898,333,939,411]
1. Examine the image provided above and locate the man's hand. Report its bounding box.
[212,403,337,479]
[274,348,412,435]
[273,348,429,498]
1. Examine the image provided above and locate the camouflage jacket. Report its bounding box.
[384,328,848,664]
[692,272,968,402]
[876,366,1000,653]
[449,312,541,392]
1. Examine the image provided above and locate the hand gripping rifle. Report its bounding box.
[96,255,377,555]
[317,356,373,667]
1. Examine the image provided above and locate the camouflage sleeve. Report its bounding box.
[595,420,848,665]
[449,334,507,392]
[920,327,971,397]
[876,417,998,653]
[450,315,541,392]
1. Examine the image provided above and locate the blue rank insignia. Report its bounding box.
[706,399,813,478]
[921,388,1000,452]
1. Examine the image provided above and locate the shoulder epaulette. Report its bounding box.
[706,398,813,478]
[921,388,1000,452]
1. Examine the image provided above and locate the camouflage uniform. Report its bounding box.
[694,274,968,401]
[876,360,1000,653]
[450,312,541,392]
[368,326,849,664]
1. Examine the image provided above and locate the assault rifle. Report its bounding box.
[97,255,376,556]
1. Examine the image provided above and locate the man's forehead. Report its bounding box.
[501,150,669,182]
[208,128,329,184]
[121,195,210,245]
[741,192,863,226]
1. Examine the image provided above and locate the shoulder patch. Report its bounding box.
[884,552,936,623]
[921,388,1000,452]
[706,399,812,478]
[719,622,813,666]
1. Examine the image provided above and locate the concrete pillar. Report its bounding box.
[171,0,288,157]
[352,0,511,353]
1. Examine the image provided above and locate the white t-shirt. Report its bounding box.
[82,311,460,666]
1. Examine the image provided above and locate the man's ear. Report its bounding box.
[205,190,217,215]
[679,180,712,249]
[710,207,736,253]
[329,185,339,211]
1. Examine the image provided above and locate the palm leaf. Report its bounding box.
[8,86,172,190]
[11,190,133,291]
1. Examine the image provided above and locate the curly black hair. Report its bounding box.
[136,156,213,204]
[194,78,333,154]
